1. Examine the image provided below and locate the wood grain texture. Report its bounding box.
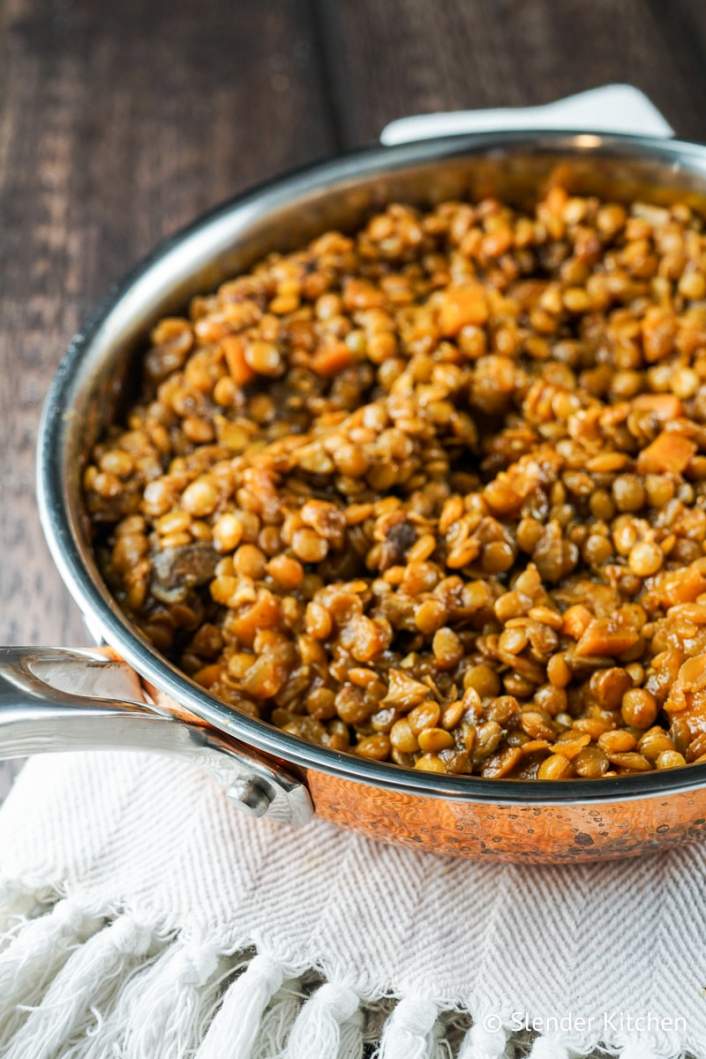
[320,0,706,145]
[2,0,706,808]
[0,0,333,648]
[0,0,333,791]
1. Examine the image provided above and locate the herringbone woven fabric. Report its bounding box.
[0,751,704,1059]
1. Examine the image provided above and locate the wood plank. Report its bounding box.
[319,0,706,145]
[4,0,706,803]
[0,0,334,795]
[0,0,333,647]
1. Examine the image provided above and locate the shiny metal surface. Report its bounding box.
[0,647,312,825]
[27,130,706,858]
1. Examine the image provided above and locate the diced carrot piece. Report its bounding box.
[194,663,223,688]
[665,655,706,717]
[676,655,706,691]
[637,431,696,474]
[632,394,683,420]
[230,591,281,647]
[670,603,706,625]
[641,309,677,362]
[545,186,569,215]
[660,565,706,605]
[222,335,255,386]
[550,733,591,759]
[439,282,488,335]
[342,278,384,310]
[563,604,593,640]
[238,656,288,699]
[574,618,640,658]
[311,342,353,377]
[519,739,551,755]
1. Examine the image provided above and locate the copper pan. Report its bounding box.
[6,132,706,863]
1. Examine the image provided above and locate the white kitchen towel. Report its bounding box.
[0,750,705,1059]
[380,84,674,144]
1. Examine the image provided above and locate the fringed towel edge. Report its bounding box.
[0,880,698,1059]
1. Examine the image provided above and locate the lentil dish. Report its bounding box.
[85,187,706,781]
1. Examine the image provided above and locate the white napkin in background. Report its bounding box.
[1,87,704,1059]
[380,84,674,143]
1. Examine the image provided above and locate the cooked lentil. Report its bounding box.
[85,188,706,779]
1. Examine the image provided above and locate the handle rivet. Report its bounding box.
[227,776,273,817]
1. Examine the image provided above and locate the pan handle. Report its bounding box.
[0,646,313,826]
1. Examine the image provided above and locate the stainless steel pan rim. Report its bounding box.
[37,128,706,806]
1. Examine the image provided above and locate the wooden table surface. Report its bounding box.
[2,0,706,800]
